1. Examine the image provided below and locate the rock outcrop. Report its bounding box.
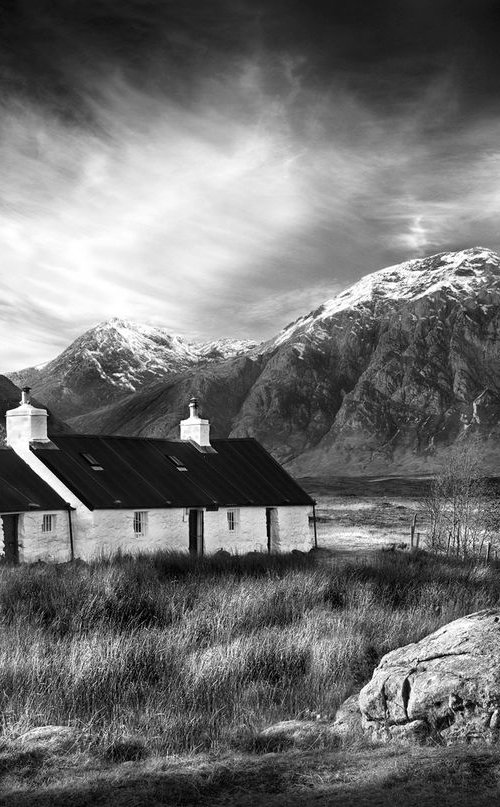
[354,609,500,744]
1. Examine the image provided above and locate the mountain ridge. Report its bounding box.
[9,246,500,475]
[7,318,259,418]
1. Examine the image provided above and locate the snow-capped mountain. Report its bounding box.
[10,247,500,474]
[273,247,500,347]
[7,318,259,419]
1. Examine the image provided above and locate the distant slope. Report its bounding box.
[68,353,267,440]
[15,247,500,474]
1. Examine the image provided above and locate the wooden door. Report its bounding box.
[2,514,19,564]
[189,510,204,555]
[266,508,278,553]
[266,508,272,553]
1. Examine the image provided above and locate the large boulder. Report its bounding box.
[356,609,500,744]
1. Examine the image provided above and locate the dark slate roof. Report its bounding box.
[0,449,68,513]
[30,436,314,510]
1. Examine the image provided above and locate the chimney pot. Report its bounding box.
[180,396,210,446]
[6,386,48,451]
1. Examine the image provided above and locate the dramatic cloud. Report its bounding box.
[2,1,500,368]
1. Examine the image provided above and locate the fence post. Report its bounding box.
[486,542,491,564]
[446,535,451,556]
[410,514,417,550]
[416,532,420,549]
[312,501,318,550]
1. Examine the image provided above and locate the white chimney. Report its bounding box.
[6,386,49,453]
[180,396,210,446]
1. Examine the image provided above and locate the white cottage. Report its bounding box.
[1,389,315,563]
[0,448,71,563]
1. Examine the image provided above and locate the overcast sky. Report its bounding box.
[2,1,500,369]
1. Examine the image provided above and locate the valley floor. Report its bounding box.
[301,475,431,555]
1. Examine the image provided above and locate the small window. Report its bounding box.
[133,511,148,537]
[227,509,239,531]
[167,455,188,471]
[81,452,104,471]
[42,514,56,533]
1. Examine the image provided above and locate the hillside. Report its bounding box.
[12,247,500,474]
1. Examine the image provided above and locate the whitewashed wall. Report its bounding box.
[205,507,267,554]
[204,505,313,554]
[82,508,188,560]
[70,505,312,560]
[275,506,313,552]
[0,511,72,563]
[20,511,72,563]
[61,504,313,560]
[1,504,313,563]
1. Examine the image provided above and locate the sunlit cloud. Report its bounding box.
[2,3,500,369]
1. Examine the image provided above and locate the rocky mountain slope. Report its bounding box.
[11,247,500,474]
[8,319,258,419]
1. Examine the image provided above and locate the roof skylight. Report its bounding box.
[167,455,188,472]
[81,452,104,471]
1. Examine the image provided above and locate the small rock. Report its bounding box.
[256,720,338,752]
[387,720,430,745]
[12,726,80,753]
[333,694,362,736]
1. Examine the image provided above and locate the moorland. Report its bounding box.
[2,500,500,806]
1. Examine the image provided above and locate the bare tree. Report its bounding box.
[424,439,500,559]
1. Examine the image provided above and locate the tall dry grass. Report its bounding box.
[0,550,499,755]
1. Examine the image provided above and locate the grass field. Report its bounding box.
[2,545,500,805]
